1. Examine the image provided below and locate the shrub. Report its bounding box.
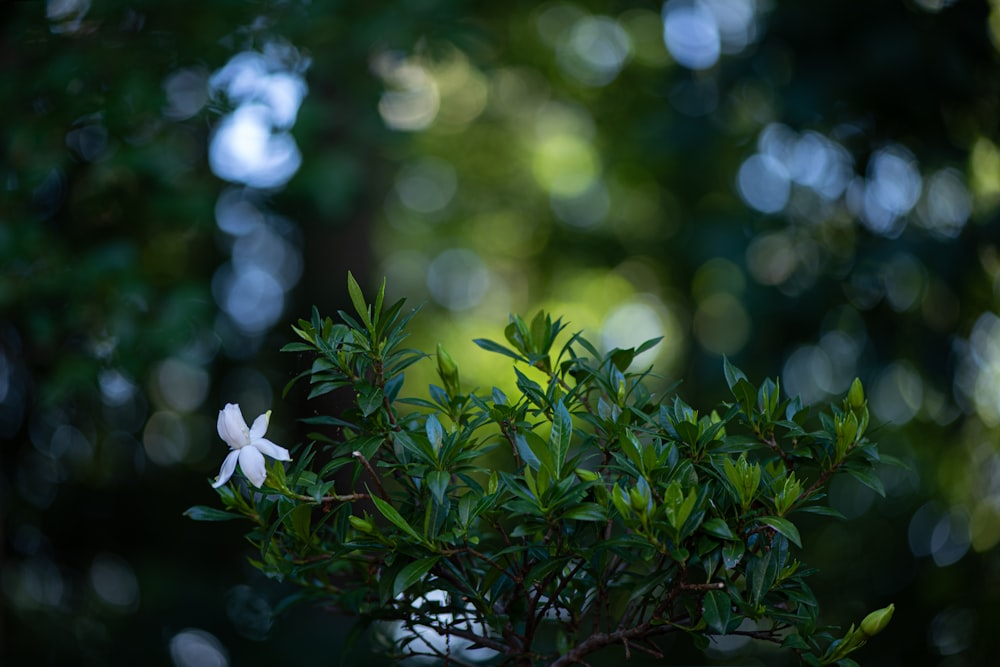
[187,274,893,666]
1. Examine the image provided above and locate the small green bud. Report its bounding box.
[629,486,648,513]
[436,344,460,396]
[835,412,859,460]
[611,484,633,520]
[349,515,374,534]
[774,472,802,516]
[575,468,600,483]
[860,603,894,637]
[847,378,866,410]
[262,457,290,492]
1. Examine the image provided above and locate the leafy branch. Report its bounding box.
[189,274,895,666]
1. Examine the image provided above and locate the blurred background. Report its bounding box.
[3,0,1000,664]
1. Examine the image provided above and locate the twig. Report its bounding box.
[536,558,586,622]
[761,431,793,471]
[430,623,511,655]
[353,450,390,501]
[294,491,370,505]
[629,639,665,659]
[680,581,725,591]
[499,419,521,466]
[550,622,678,667]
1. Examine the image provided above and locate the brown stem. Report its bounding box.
[371,357,399,423]
[549,622,678,667]
[552,372,598,420]
[500,419,521,466]
[680,581,725,592]
[536,558,586,622]
[353,450,390,501]
[429,624,511,655]
[761,431,793,471]
[439,546,516,581]
[293,491,370,505]
[628,640,665,659]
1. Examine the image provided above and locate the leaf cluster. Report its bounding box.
[188,275,893,667]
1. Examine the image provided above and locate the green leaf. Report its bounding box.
[765,377,781,411]
[347,271,373,331]
[702,589,731,634]
[550,400,573,478]
[759,516,802,548]
[473,338,527,362]
[492,387,508,405]
[371,495,424,543]
[426,470,450,504]
[291,503,312,539]
[516,433,542,471]
[183,505,243,522]
[424,496,450,540]
[733,378,757,415]
[620,429,644,472]
[562,503,606,522]
[746,548,777,606]
[781,632,810,650]
[425,414,444,453]
[794,505,846,519]
[723,356,747,391]
[357,385,384,417]
[844,467,886,497]
[702,517,736,540]
[635,336,663,355]
[374,276,386,321]
[609,347,636,372]
[393,556,440,597]
[722,540,744,569]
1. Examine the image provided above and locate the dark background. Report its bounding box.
[3,0,999,665]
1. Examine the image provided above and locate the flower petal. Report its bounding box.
[211,450,240,488]
[239,445,267,487]
[252,437,291,461]
[218,403,249,449]
[249,410,270,440]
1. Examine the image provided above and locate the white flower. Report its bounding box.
[212,403,291,488]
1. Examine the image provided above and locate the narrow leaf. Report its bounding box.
[844,467,886,497]
[183,506,243,522]
[515,433,542,471]
[346,271,373,330]
[425,414,444,453]
[371,495,423,542]
[357,385,384,417]
[473,338,527,362]
[550,400,572,478]
[794,504,846,519]
[759,516,802,548]
[393,556,440,597]
[426,470,450,504]
[702,517,736,540]
[723,356,747,391]
[492,386,508,406]
[562,503,606,522]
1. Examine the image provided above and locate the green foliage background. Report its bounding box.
[3,0,1000,665]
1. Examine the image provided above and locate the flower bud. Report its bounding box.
[349,515,374,534]
[860,603,894,637]
[575,468,600,482]
[629,487,648,513]
[436,344,460,396]
[847,378,865,410]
